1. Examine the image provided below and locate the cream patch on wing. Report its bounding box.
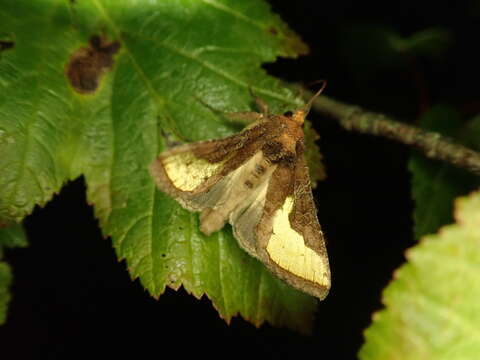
[266,196,329,286]
[162,152,225,191]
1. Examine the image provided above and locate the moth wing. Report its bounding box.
[253,155,330,299]
[150,124,266,212]
[229,165,271,258]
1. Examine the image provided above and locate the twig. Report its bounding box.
[310,94,480,176]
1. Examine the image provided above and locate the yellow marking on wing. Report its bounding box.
[266,197,329,286]
[162,152,225,191]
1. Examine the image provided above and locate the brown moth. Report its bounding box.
[149,87,331,299]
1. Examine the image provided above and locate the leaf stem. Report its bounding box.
[310,94,480,176]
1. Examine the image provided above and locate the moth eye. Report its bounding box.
[283,111,293,117]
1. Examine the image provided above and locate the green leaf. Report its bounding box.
[304,120,326,188]
[408,106,480,239]
[0,223,28,324]
[338,25,451,72]
[0,0,318,331]
[0,223,27,258]
[338,25,407,71]
[360,190,480,360]
[402,28,452,57]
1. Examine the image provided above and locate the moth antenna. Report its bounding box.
[303,80,327,116]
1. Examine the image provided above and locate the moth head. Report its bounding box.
[291,80,327,126]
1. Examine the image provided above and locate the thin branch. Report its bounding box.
[310,94,480,176]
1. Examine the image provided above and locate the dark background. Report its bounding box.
[2,1,479,359]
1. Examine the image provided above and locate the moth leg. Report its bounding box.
[248,87,269,115]
[254,97,269,115]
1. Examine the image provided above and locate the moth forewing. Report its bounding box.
[149,124,267,211]
[250,152,330,300]
[262,196,330,299]
[149,142,229,211]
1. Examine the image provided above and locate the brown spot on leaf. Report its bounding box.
[65,35,120,94]
[0,40,14,52]
[268,27,278,36]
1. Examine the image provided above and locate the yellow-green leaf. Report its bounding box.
[360,190,480,360]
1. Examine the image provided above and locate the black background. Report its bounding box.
[2,1,479,359]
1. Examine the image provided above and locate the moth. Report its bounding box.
[149,87,331,299]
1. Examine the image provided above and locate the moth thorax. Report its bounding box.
[291,110,306,125]
[262,140,296,164]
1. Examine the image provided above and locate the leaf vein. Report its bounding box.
[200,0,265,29]
[414,291,480,341]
